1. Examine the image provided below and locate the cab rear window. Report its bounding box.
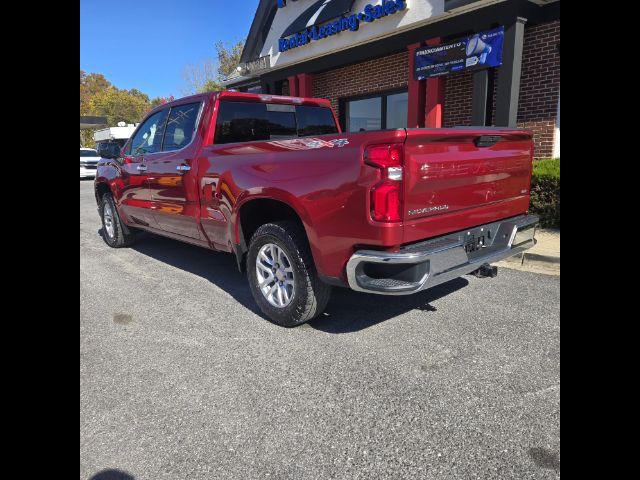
[296,106,338,136]
[214,102,338,145]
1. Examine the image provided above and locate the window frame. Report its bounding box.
[339,88,408,132]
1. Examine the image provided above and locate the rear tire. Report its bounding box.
[247,221,331,327]
[100,193,135,248]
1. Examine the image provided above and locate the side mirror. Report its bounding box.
[97,143,121,160]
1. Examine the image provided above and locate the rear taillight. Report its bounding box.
[365,144,404,222]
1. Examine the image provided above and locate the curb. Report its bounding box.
[506,251,560,266]
[524,252,560,265]
[494,228,560,274]
[497,251,559,275]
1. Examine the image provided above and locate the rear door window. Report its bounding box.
[162,102,201,151]
[214,102,269,144]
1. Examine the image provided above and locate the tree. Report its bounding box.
[128,88,150,103]
[87,87,151,126]
[180,40,245,95]
[181,59,218,95]
[150,96,175,110]
[80,71,112,114]
[80,69,162,147]
[215,40,244,79]
[201,79,224,92]
[81,70,117,147]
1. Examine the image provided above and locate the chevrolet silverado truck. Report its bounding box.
[94,91,538,326]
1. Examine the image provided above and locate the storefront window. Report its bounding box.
[345,90,407,132]
[346,97,381,132]
[386,92,408,129]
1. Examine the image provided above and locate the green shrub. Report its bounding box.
[529,158,560,228]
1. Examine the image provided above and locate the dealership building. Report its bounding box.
[226,0,559,158]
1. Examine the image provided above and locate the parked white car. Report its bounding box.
[80,148,100,179]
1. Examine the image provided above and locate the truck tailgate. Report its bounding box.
[402,128,533,244]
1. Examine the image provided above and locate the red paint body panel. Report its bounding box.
[402,128,533,244]
[95,92,533,286]
[197,128,407,278]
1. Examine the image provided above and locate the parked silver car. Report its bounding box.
[80,148,100,179]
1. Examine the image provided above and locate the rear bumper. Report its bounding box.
[346,214,538,295]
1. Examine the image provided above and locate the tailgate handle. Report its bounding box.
[475,135,502,147]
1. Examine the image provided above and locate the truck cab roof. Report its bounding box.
[144,91,333,118]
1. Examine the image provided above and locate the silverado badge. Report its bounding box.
[408,205,449,216]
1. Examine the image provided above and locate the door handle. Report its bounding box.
[137,164,147,172]
[176,164,191,173]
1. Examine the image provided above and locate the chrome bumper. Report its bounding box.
[346,214,538,295]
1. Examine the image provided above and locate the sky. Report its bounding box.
[80,0,260,99]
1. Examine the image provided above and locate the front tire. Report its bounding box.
[247,221,331,327]
[100,193,135,248]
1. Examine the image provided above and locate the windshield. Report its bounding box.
[80,150,99,157]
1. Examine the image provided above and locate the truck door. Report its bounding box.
[146,101,204,240]
[119,108,169,228]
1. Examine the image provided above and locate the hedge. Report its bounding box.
[529,158,560,228]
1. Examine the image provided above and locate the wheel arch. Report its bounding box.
[94,181,112,206]
[232,192,320,274]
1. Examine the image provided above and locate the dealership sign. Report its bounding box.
[278,0,407,53]
[414,26,504,80]
[247,1,442,70]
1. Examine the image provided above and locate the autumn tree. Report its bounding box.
[87,87,151,126]
[150,96,175,109]
[215,40,244,79]
[80,71,112,114]
[80,70,156,147]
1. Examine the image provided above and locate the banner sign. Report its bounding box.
[414,26,504,80]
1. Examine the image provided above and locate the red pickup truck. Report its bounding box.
[95,91,537,326]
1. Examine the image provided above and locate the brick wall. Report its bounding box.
[310,20,559,158]
[443,69,500,127]
[443,70,473,127]
[313,51,409,115]
[516,20,560,159]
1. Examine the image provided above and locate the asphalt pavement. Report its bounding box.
[80,180,560,480]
